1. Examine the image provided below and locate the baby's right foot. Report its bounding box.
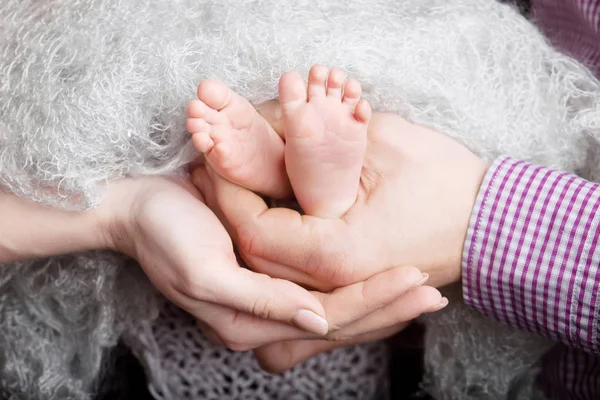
[186,79,292,199]
[279,65,371,217]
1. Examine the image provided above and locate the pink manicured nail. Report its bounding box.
[413,273,429,287]
[428,297,449,312]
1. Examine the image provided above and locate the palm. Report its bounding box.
[197,113,486,291]
[130,176,236,304]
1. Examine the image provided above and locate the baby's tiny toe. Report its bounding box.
[192,132,215,153]
[187,99,207,118]
[186,118,210,134]
[279,71,308,117]
[342,78,362,107]
[326,68,345,99]
[307,64,328,99]
[353,99,372,124]
[187,99,224,124]
[197,79,234,112]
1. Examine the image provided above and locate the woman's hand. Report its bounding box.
[0,156,443,352]
[193,113,489,291]
[100,175,328,344]
[100,174,443,351]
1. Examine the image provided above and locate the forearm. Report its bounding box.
[0,190,112,263]
[463,157,600,353]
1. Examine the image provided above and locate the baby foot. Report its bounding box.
[279,65,371,217]
[186,79,292,199]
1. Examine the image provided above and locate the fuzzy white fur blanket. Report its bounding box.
[1,0,600,398]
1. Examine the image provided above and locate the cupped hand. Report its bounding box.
[193,112,489,291]
[100,174,443,351]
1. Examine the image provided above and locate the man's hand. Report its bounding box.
[193,113,488,291]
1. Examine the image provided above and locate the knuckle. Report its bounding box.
[326,259,348,286]
[250,295,272,320]
[325,248,354,286]
[360,281,372,308]
[303,250,325,280]
[304,234,354,287]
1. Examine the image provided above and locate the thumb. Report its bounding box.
[202,265,329,336]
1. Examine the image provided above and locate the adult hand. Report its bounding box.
[100,174,442,351]
[193,112,489,291]
[192,110,488,370]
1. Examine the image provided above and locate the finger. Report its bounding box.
[195,165,342,272]
[314,266,429,330]
[191,165,268,237]
[190,301,318,350]
[330,285,445,340]
[190,266,428,350]
[190,165,224,218]
[191,165,249,239]
[254,323,408,373]
[184,271,438,350]
[193,166,317,283]
[195,319,225,347]
[194,264,329,335]
[242,254,332,291]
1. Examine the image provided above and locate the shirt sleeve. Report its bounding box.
[462,156,600,354]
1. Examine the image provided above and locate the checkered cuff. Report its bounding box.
[463,156,600,354]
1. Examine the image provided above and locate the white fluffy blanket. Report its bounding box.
[1,0,599,398]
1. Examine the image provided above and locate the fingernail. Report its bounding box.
[428,297,449,312]
[293,309,329,335]
[413,273,429,287]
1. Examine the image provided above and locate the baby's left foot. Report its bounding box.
[279,65,371,217]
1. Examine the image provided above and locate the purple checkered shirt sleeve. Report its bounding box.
[462,156,600,354]
[533,0,600,77]
[461,2,600,397]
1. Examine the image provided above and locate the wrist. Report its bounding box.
[97,175,204,259]
[435,153,490,288]
[94,178,144,257]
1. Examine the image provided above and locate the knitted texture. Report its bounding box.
[133,303,389,400]
[1,0,600,398]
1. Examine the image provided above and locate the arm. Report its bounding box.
[463,156,600,353]
[0,176,333,336]
[1,173,443,352]
[0,190,113,264]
